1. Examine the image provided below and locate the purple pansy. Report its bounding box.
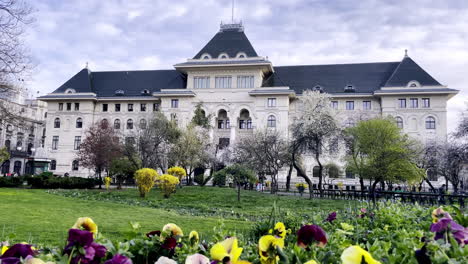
[430,217,468,245]
[0,244,35,259]
[64,229,107,264]
[297,224,327,248]
[325,212,337,223]
[105,254,133,264]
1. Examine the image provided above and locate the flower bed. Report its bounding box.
[0,202,466,264]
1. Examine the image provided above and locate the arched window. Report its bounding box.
[54,118,61,128]
[13,161,22,174]
[425,116,436,129]
[201,53,211,59]
[76,118,83,128]
[219,53,229,59]
[239,109,252,129]
[312,166,320,178]
[267,115,276,128]
[101,119,109,128]
[114,119,121,129]
[127,119,133,129]
[139,119,147,129]
[50,160,57,170]
[72,160,79,171]
[396,117,403,129]
[1,160,10,174]
[4,140,10,150]
[327,165,339,178]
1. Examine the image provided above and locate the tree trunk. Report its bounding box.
[424,177,436,193]
[359,177,365,191]
[315,146,323,197]
[286,164,293,192]
[97,168,102,189]
[292,152,313,199]
[371,180,380,204]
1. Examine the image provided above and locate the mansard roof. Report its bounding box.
[193,25,258,59]
[263,62,401,94]
[383,56,441,87]
[50,69,186,97]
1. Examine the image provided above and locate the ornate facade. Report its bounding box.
[38,23,458,188]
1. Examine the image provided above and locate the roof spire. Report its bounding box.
[85,61,89,69]
[404,49,408,58]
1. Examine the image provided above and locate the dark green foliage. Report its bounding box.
[0,176,23,187]
[191,102,211,129]
[28,172,96,189]
[212,170,226,186]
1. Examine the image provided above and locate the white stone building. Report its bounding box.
[38,23,458,188]
[0,95,49,176]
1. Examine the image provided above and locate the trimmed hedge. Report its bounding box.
[0,176,24,187]
[28,172,97,189]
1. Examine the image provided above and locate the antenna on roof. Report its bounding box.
[85,61,89,69]
[231,0,235,23]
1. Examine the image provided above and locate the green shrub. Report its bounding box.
[212,170,226,186]
[28,172,96,189]
[0,176,23,187]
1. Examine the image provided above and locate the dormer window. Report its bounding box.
[313,85,323,93]
[218,53,229,59]
[201,53,211,59]
[141,89,150,95]
[65,88,76,94]
[115,90,125,96]
[344,85,355,92]
[236,52,247,59]
[407,81,420,88]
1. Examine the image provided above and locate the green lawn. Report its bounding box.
[0,187,353,246]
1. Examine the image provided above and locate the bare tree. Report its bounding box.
[0,0,34,122]
[77,122,123,188]
[136,112,180,172]
[291,90,340,195]
[436,142,467,193]
[169,125,210,185]
[232,129,289,193]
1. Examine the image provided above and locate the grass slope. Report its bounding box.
[0,187,353,245]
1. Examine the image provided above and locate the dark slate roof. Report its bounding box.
[193,28,258,59]
[384,56,441,87]
[175,59,268,66]
[54,68,93,93]
[51,69,186,97]
[263,62,400,94]
[374,88,458,94]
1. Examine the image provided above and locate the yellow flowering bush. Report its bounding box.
[134,168,158,198]
[167,166,187,182]
[156,174,180,198]
[104,176,111,190]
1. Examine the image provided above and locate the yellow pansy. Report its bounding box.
[162,223,184,238]
[304,261,318,264]
[72,217,98,236]
[210,237,243,264]
[1,245,8,255]
[431,207,451,223]
[189,230,199,245]
[258,235,284,264]
[269,222,289,239]
[341,246,381,264]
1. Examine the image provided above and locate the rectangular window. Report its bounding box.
[115,104,121,112]
[331,101,338,109]
[74,103,80,111]
[239,120,245,129]
[218,120,225,129]
[171,99,179,108]
[346,101,354,110]
[140,103,146,112]
[128,104,133,112]
[194,76,210,88]
[52,136,59,150]
[66,103,71,111]
[410,98,418,108]
[237,76,254,88]
[398,98,407,108]
[267,98,277,107]
[215,76,232,88]
[363,101,371,110]
[102,104,108,112]
[58,103,63,111]
[422,98,430,108]
[74,136,81,150]
[153,103,160,111]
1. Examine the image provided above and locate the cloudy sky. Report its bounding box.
[25,0,468,132]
